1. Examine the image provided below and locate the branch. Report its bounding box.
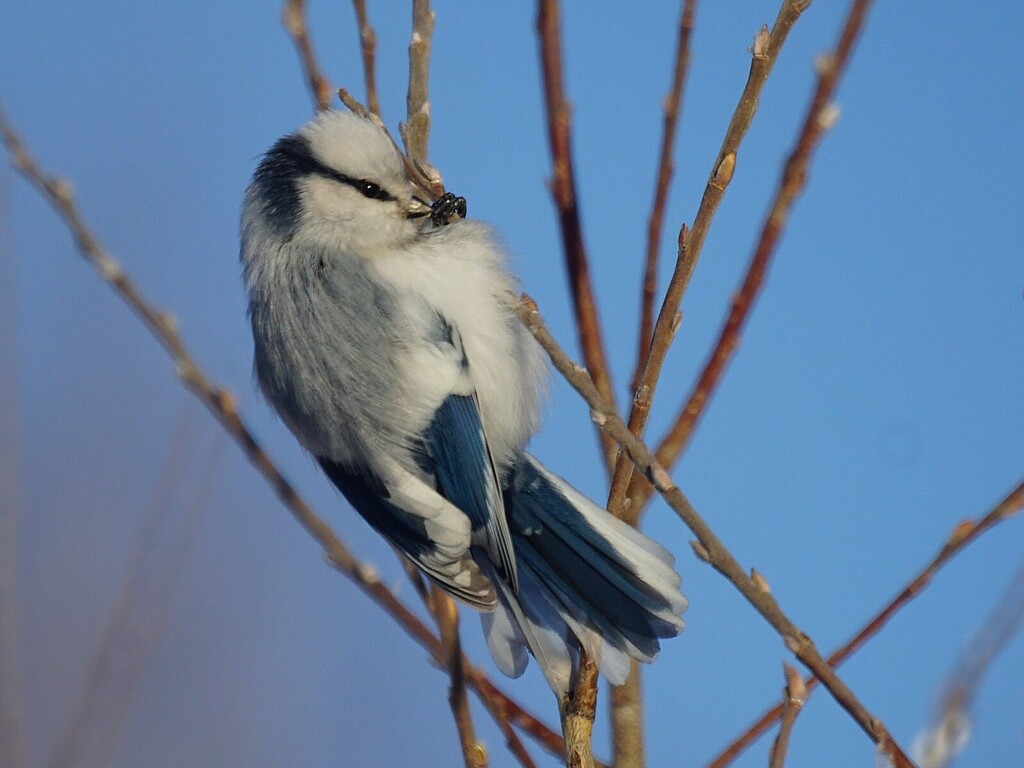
[612,0,812,519]
[614,6,699,716]
[433,588,488,768]
[536,0,618,473]
[767,665,805,768]
[512,292,914,767]
[403,0,435,162]
[282,0,333,112]
[706,478,1024,768]
[349,0,381,117]
[914,557,1024,768]
[630,0,699,398]
[0,105,566,766]
[559,656,599,768]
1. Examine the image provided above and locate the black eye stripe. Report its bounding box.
[308,157,395,203]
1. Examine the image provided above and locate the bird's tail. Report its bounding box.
[479,455,687,696]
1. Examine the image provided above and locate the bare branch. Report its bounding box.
[768,665,806,768]
[705,478,1024,768]
[512,292,914,766]
[609,662,645,768]
[349,0,381,117]
[0,105,566,765]
[536,0,618,472]
[282,0,334,112]
[433,588,488,768]
[403,0,435,162]
[613,0,811,517]
[559,655,599,768]
[630,0,699,396]
[625,0,859,515]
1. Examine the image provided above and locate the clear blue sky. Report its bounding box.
[1,2,1022,767]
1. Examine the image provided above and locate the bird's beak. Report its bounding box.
[405,196,432,220]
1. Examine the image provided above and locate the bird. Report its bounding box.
[240,109,686,696]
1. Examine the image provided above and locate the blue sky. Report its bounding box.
[1,2,1022,767]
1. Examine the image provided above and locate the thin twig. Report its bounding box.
[768,665,805,768]
[401,19,488,762]
[0,106,566,764]
[512,292,914,767]
[403,0,435,162]
[282,0,333,112]
[706,478,1024,768]
[629,0,699,398]
[612,0,699,531]
[434,588,488,768]
[536,0,618,473]
[616,0,813,516]
[349,0,381,117]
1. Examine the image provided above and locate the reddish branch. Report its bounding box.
[349,0,381,116]
[630,0,699,398]
[706,478,1024,768]
[282,0,333,112]
[536,0,618,473]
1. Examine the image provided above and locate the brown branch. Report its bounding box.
[349,0,381,117]
[609,223,691,525]
[613,0,812,518]
[403,0,435,162]
[609,661,645,768]
[282,0,333,112]
[433,588,487,768]
[0,105,566,766]
[559,655,599,768]
[512,292,914,767]
[536,0,618,473]
[705,478,1024,768]
[767,665,806,768]
[630,0,699,398]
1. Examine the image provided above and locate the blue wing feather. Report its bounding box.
[423,394,519,591]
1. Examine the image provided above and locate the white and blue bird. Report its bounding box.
[240,110,686,695]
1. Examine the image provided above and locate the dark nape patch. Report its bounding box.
[250,134,320,237]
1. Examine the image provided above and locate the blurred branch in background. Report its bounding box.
[45,411,221,768]
[913,560,1024,767]
[0,160,26,768]
[706,479,1024,768]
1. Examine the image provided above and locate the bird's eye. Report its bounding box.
[357,180,390,201]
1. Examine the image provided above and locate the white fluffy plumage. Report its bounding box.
[241,110,686,695]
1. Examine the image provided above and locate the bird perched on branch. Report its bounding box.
[240,109,686,695]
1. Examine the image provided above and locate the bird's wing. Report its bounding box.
[415,314,519,593]
[319,456,497,609]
